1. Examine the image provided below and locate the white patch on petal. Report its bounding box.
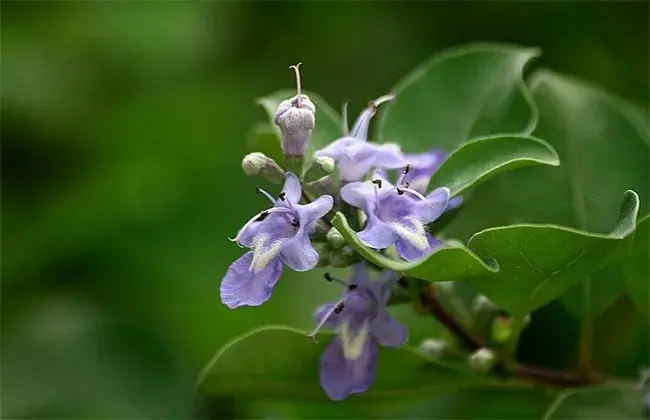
[392,217,428,251]
[339,320,369,360]
[249,236,283,274]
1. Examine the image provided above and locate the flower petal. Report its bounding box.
[371,308,408,347]
[419,187,450,223]
[372,143,407,169]
[350,263,371,287]
[281,172,302,204]
[396,234,442,261]
[297,195,334,231]
[235,211,293,248]
[220,251,283,309]
[280,230,318,271]
[340,181,377,214]
[339,156,375,182]
[391,217,428,253]
[314,136,357,160]
[319,338,378,401]
[447,196,463,211]
[358,216,398,249]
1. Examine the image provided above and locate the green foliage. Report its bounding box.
[197,325,490,401]
[379,44,539,152]
[428,135,559,197]
[623,215,650,321]
[543,386,646,419]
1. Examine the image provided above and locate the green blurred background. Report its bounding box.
[2,1,648,418]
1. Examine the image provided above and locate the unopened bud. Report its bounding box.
[468,348,496,373]
[303,156,335,182]
[241,152,285,184]
[328,246,356,268]
[325,227,346,250]
[419,339,449,359]
[274,63,315,158]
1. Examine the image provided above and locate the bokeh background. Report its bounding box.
[2,1,648,418]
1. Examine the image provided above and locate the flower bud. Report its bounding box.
[468,348,496,373]
[303,156,335,183]
[328,246,357,267]
[273,63,315,159]
[418,339,449,359]
[325,227,346,250]
[241,152,285,184]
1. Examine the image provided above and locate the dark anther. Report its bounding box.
[334,302,345,314]
[348,284,358,290]
[403,164,411,175]
[371,179,382,188]
[278,192,286,201]
[404,181,410,188]
[324,273,333,282]
[397,188,405,195]
[291,219,300,228]
[255,210,270,221]
[255,185,262,194]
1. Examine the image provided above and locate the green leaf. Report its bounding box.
[245,122,284,164]
[560,266,626,319]
[257,89,342,153]
[542,386,646,419]
[623,214,650,321]
[380,43,539,152]
[331,212,498,281]
[465,190,640,316]
[197,325,489,401]
[428,135,559,197]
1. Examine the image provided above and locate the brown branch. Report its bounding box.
[418,284,595,389]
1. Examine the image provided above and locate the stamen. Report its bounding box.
[306,296,346,342]
[291,219,300,228]
[371,179,382,188]
[278,192,286,201]
[397,164,411,186]
[396,188,404,195]
[256,210,270,221]
[255,185,277,205]
[324,272,349,287]
[289,62,302,107]
[348,284,358,290]
[397,187,427,201]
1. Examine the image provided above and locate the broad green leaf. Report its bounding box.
[197,325,489,401]
[560,266,626,319]
[331,212,498,281]
[623,215,650,321]
[465,190,640,316]
[428,135,559,197]
[380,43,539,152]
[257,89,342,153]
[542,386,645,419]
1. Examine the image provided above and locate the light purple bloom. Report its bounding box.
[314,95,406,182]
[221,172,333,309]
[404,149,463,210]
[340,168,449,261]
[309,265,407,401]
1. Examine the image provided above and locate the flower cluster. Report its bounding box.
[220,65,458,400]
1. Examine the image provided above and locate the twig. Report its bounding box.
[418,284,597,388]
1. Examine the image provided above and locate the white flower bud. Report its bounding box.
[273,63,315,158]
[419,339,449,359]
[241,152,284,184]
[468,348,496,373]
[304,156,335,182]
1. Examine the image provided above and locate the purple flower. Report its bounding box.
[340,168,450,261]
[221,173,333,309]
[309,265,407,401]
[314,95,406,182]
[404,149,464,210]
